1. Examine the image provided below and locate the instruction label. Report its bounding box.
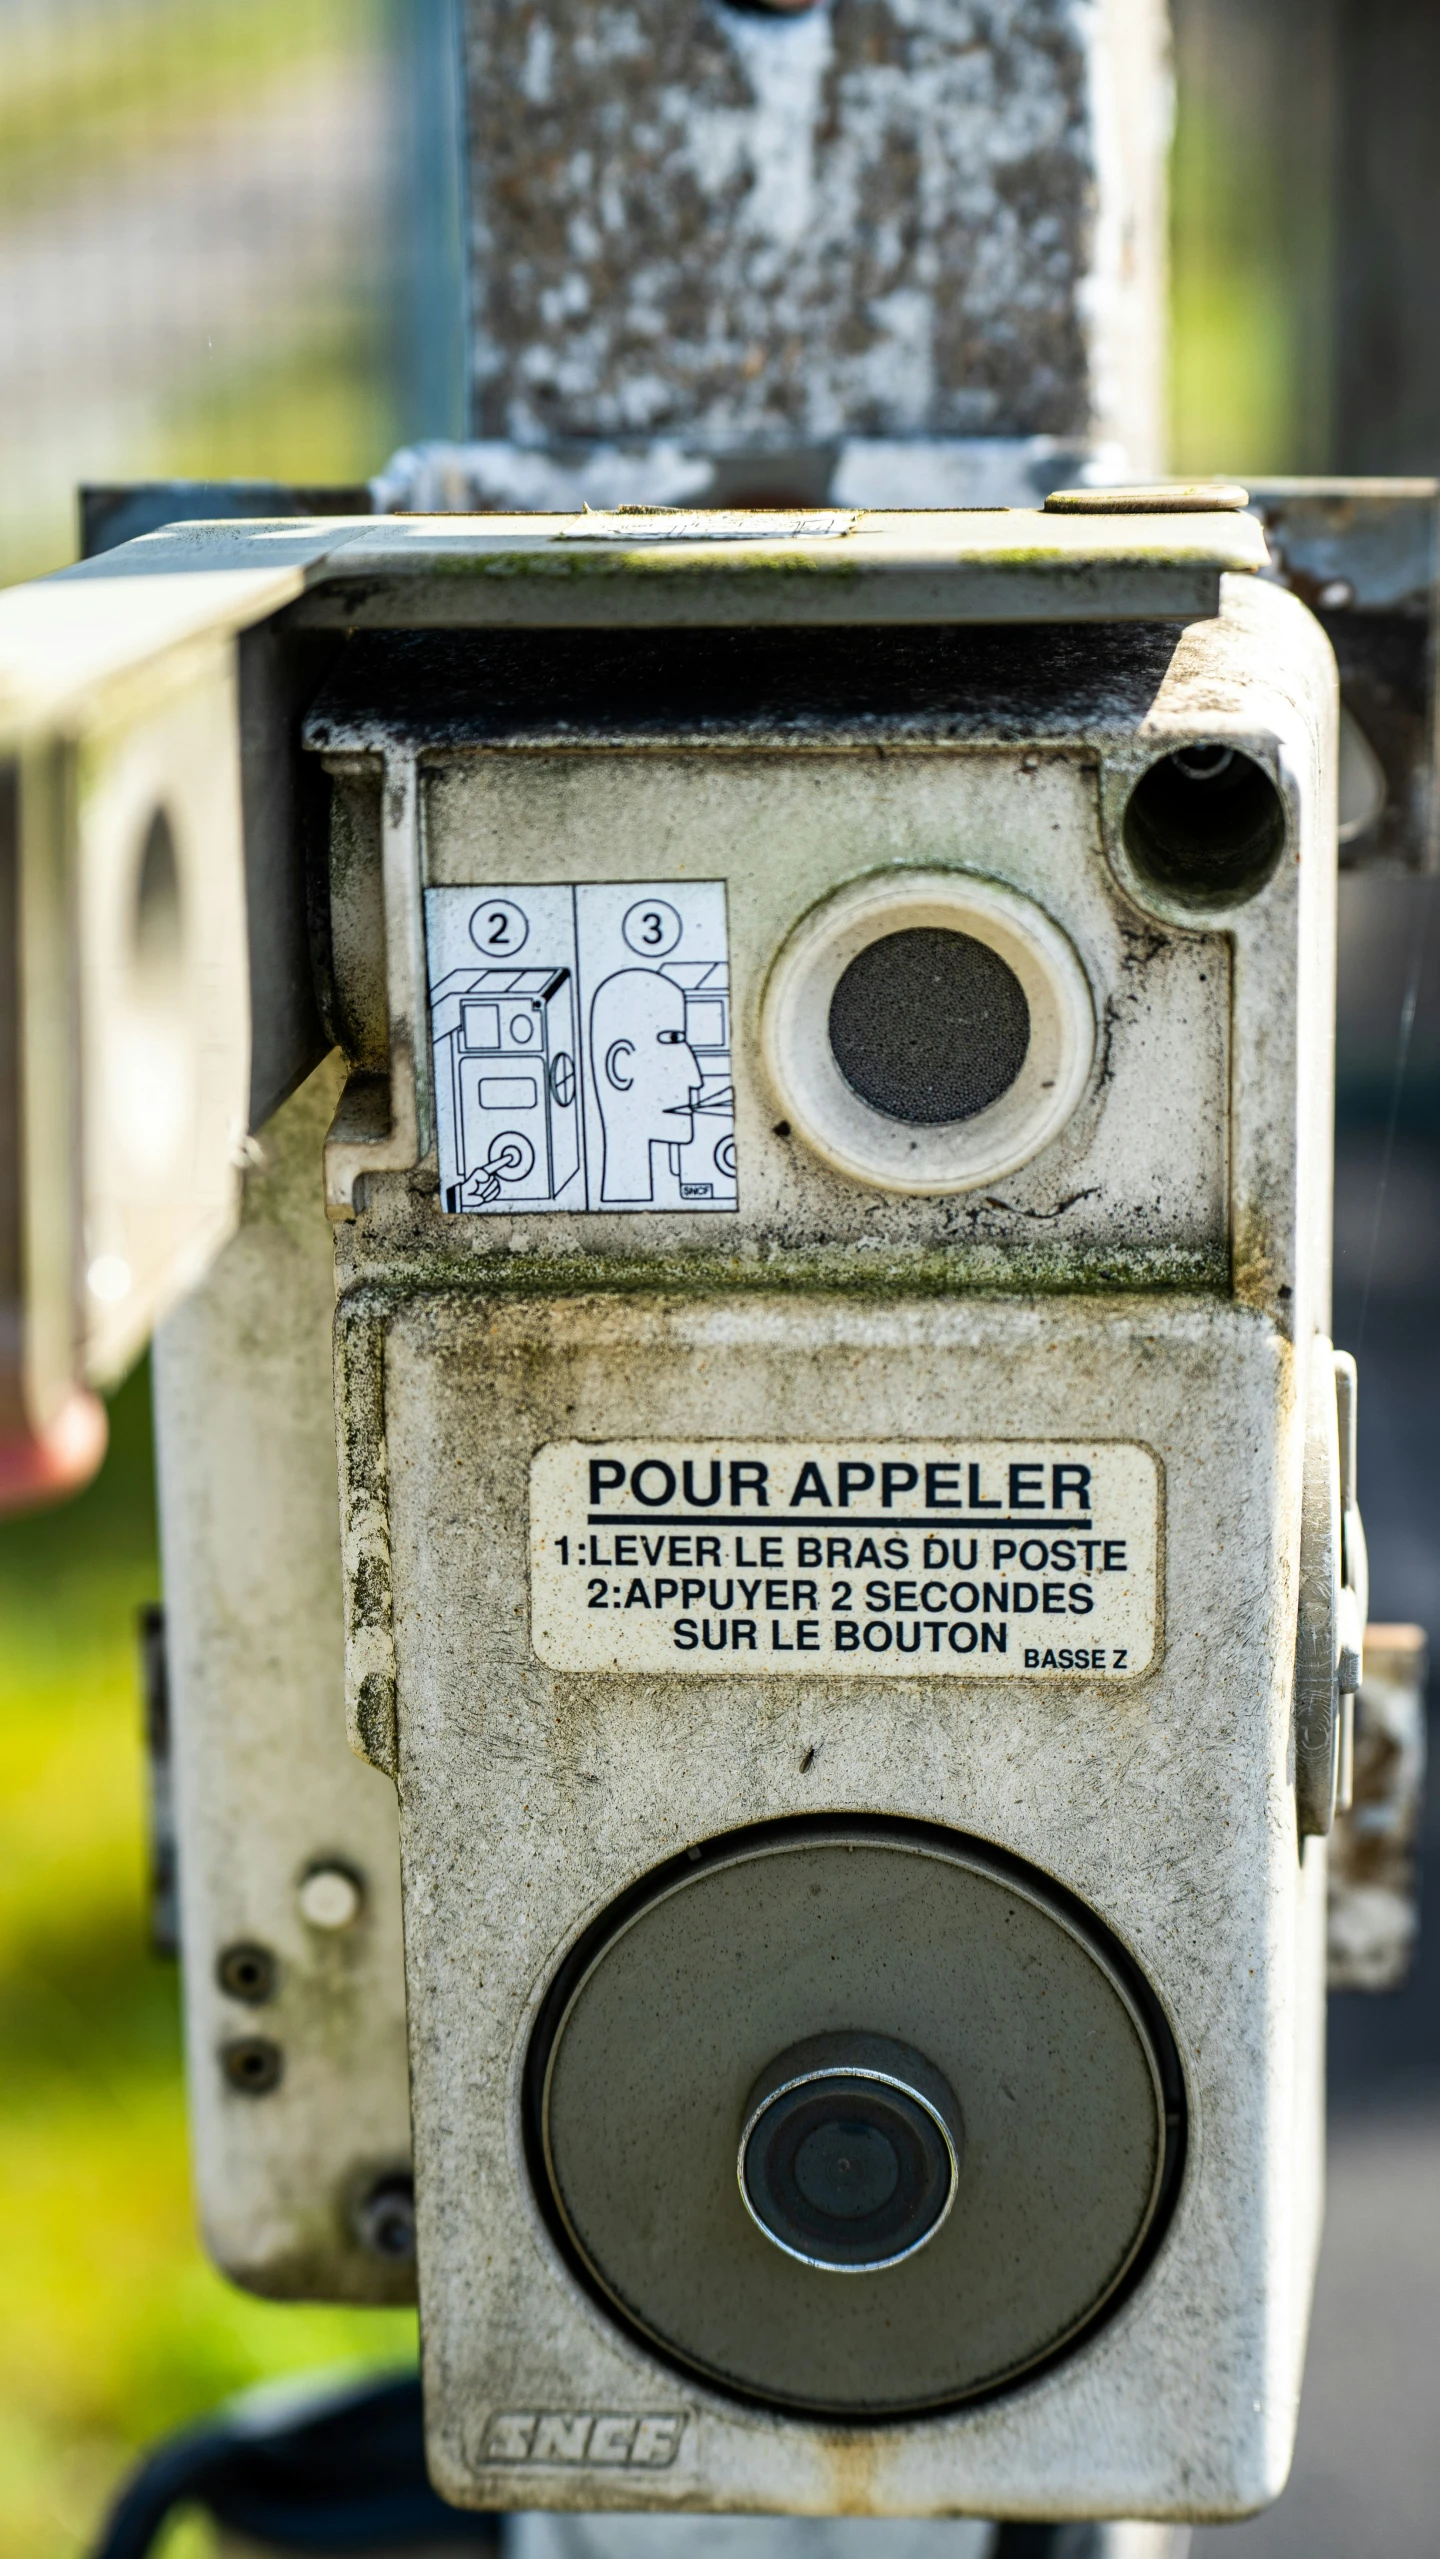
[426,882,735,1215]
[530,1441,1161,1678]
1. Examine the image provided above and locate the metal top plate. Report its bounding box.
[0,506,1269,744]
[278,507,1265,630]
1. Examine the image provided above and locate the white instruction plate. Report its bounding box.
[530,1440,1162,1678]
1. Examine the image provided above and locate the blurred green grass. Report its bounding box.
[0,0,394,590]
[1,2,407,2540]
[154,310,393,492]
[0,1367,416,2559]
[0,306,393,595]
[1167,0,1336,476]
[0,0,376,215]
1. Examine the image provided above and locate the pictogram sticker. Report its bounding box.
[426,881,735,1215]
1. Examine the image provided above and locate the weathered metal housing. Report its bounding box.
[289,518,1338,2517]
[0,505,1346,2516]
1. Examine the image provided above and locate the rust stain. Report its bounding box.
[816,2428,883,2514]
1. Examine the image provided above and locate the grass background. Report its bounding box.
[0,1367,417,2559]
[0,0,365,218]
[0,0,395,588]
[1,13,411,2550]
[0,0,1344,2549]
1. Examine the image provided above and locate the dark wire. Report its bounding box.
[89,2373,495,2559]
[1355,876,1435,1358]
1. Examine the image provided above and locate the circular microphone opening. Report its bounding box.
[827,927,1031,1126]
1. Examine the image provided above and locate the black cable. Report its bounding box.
[92,2371,497,2558]
[991,2530,1113,2558]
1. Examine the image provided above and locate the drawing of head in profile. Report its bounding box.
[590,970,702,1203]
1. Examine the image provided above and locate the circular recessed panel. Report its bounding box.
[531,1824,1180,2417]
[762,873,1094,1195]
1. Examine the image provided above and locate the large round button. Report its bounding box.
[739,2032,961,2271]
[529,1822,1182,2417]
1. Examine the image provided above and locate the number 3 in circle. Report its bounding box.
[622,898,682,958]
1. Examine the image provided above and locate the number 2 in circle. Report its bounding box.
[468,898,529,955]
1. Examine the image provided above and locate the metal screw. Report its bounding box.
[355,2174,416,2260]
[298,1864,364,1931]
[221,2036,283,2096]
[216,1942,278,2004]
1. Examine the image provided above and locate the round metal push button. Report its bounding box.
[739,2034,961,2271]
[796,2117,899,2216]
[532,1823,1181,2416]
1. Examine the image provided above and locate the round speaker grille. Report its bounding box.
[827,926,1031,1124]
[530,1823,1182,2417]
[759,871,1094,1197]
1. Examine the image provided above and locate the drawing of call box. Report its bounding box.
[433,965,581,1211]
[666,961,729,1064]
[667,961,736,1203]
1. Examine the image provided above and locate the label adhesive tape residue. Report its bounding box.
[530,1441,1162,1678]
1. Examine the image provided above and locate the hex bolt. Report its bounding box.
[298,1864,365,1931]
[354,2174,416,2260]
[221,2036,284,2096]
[216,1941,278,2004]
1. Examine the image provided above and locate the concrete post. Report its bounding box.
[379,0,1171,510]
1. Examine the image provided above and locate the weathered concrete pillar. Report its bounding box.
[380,0,1170,509]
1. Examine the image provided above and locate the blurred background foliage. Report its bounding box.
[1168,0,1337,476]
[0,0,395,588]
[0,0,1431,2553]
[0,14,416,2554]
[0,1364,416,2559]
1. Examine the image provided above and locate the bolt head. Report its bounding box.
[299,1865,364,1931]
[355,2174,416,2260]
[216,1941,277,2003]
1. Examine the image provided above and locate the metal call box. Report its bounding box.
[293,506,1350,2523]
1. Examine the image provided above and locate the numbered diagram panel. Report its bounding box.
[531,1441,1163,1678]
[426,883,736,1215]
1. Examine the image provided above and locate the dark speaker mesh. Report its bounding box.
[827,928,1031,1126]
